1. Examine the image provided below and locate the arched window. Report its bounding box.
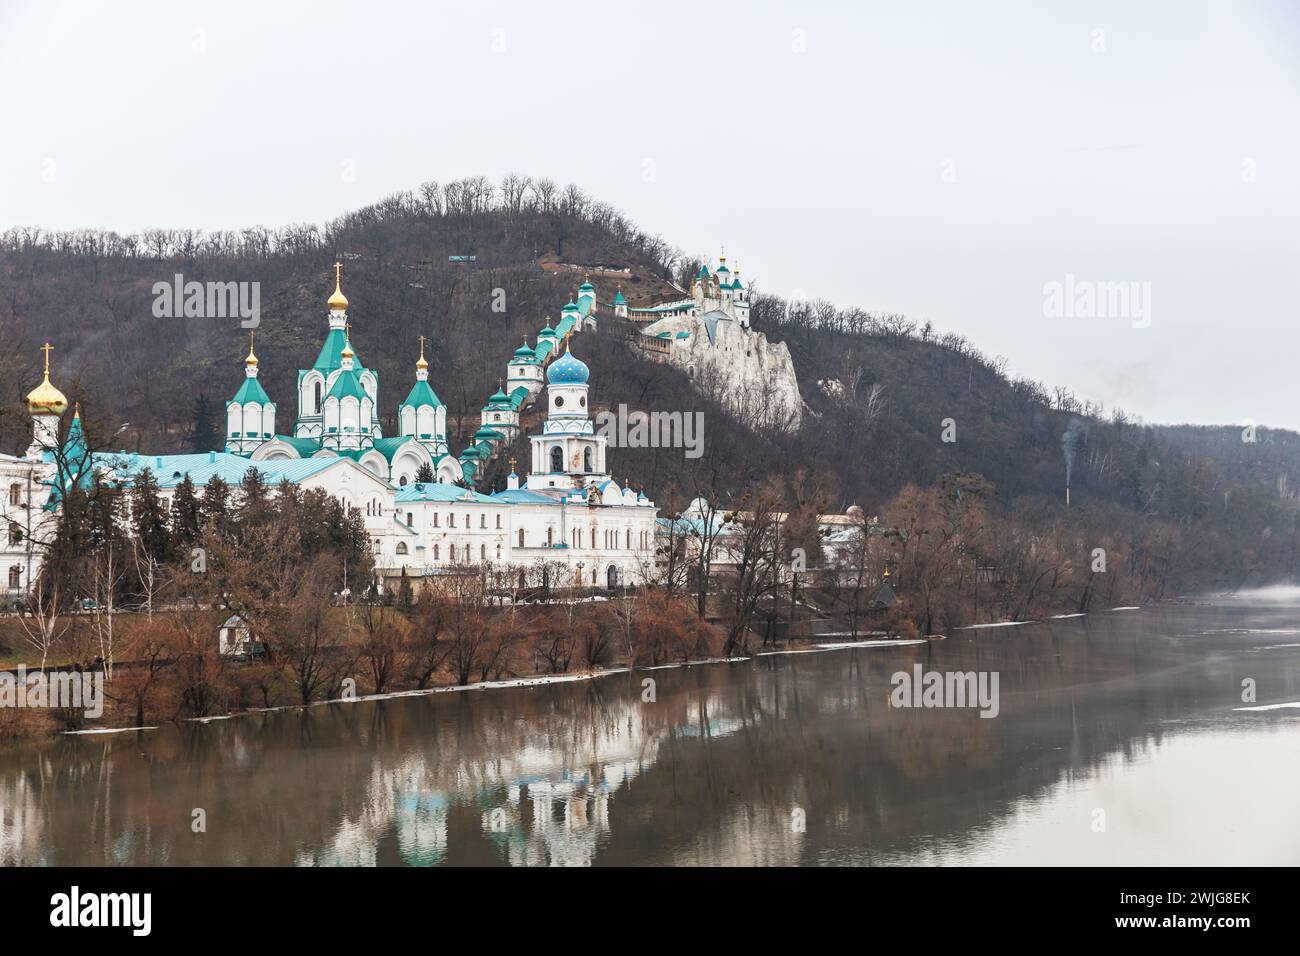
[433,544,440,560]
[480,514,486,529]
[407,512,413,527]
[396,542,408,555]
[546,527,553,547]
[480,544,486,561]
[550,446,563,473]
[496,544,501,560]
[518,529,525,547]
[626,528,631,549]
[8,566,20,588]
[8,484,21,506]
[495,515,501,529]
[584,448,593,472]
[449,543,456,561]
[399,475,408,487]
[314,381,322,413]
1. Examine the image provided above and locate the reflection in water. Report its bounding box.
[2,597,1299,866]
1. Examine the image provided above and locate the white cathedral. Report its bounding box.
[624,250,803,431]
[1,267,658,598]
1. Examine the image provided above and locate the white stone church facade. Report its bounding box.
[628,250,803,431]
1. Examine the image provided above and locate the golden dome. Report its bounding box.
[328,261,349,311]
[245,331,258,366]
[416,334,428,370]
[27,343,68,416]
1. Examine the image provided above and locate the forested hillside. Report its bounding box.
[3,176,1297,593]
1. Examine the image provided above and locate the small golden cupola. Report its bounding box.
[416,334,429,370]
[341,322,355,362]
[27,342,69,416]
[328,261,349,311]
[244,330,259,368]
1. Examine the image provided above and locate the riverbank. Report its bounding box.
[2,632,935,743]
[0,588,1194,742]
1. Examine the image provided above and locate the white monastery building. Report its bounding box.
[629,250,803,431]
[11,266,662,596]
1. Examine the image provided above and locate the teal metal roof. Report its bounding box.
[271,435,322,457]
[395,482,499,504]
[230,376,271,405]
[312,328,365,374]
[105,451,346,490]
[612,290,626,305]
[373,436,417,462]
[547,349,589,384]
[491,488,561,505]
[327,369,366,401]
[401,378,442,409]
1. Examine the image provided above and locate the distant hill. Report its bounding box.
[3,176,1298,587]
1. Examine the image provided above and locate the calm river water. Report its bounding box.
[3,594,1299,866]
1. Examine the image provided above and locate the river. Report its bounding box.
[2,593,1299,866]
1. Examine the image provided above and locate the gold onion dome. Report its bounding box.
[416,335,428,369]
[328,261,349,311]
[245,332,258,366]
[27,343,68,415]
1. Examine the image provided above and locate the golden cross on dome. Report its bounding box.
[40,342,53,375]
[418,334,426,358]
[509,456,517,471]
[334,261,342,285]
[248,330,255,350]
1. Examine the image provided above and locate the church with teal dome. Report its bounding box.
[13,261,659,599]
[234,263,463,487]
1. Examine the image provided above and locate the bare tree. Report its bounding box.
[18,572,68,671]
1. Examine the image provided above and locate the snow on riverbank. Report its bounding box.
[63,725,158,735]
[1235,701,1300,712]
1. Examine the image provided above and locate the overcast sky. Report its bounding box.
[2,0,1297,429]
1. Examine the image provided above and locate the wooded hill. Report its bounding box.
[2,176,1296,590]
